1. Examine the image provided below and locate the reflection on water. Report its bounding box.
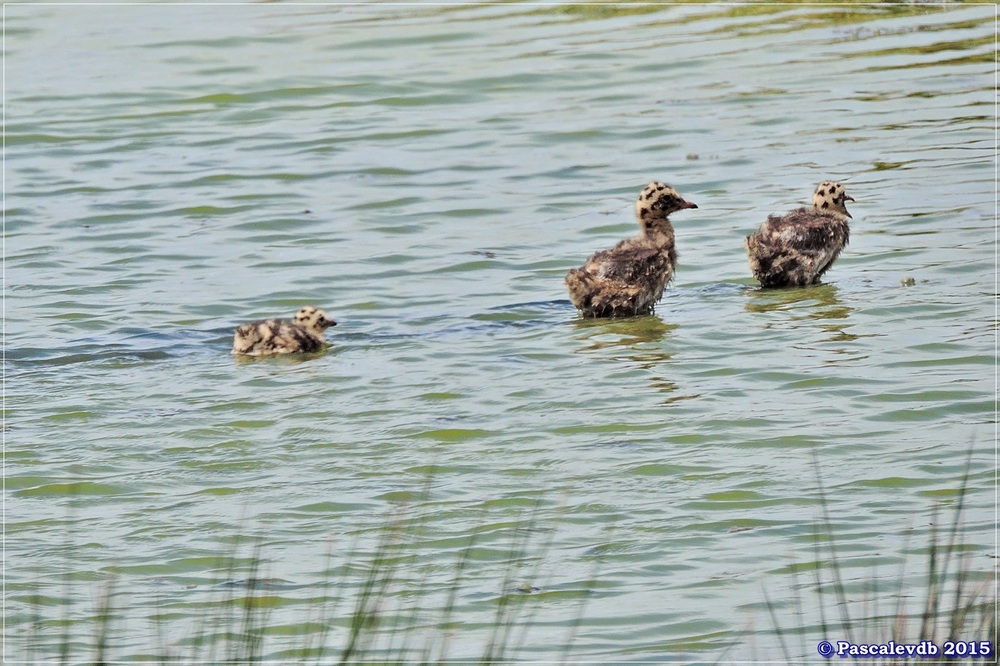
[744,283,842,315]
[231,350,329,366]
[570,314,702,404]
[745,283,857,340]
[571,314,675,351]
[743,283,873,365]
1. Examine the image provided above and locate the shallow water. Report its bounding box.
[7,3,995,661]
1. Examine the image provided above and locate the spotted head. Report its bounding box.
[812,181,854,219]
[293,306,337,333]
[635,182,698,224]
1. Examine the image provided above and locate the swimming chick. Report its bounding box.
[231,306,336,356]
[565,182,698,318]
[745,181,855,288]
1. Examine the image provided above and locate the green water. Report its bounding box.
[7,3,994,661]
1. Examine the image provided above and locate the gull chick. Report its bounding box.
[745,181,855,288]
[232,306,336,356]
[565,182,698,318]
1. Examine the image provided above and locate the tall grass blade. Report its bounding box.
[812,456,853,642]
[761,585,790,663]
[92,579,115,665]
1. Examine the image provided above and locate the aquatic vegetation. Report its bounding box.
[753,452,995,663]
[15,498,597,662]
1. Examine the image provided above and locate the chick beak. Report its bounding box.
[844,195,855,218]
[681,200,698,210]
[324,320,337,329]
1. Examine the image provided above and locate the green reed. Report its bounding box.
[760,447,995,663]
[18,493,590,664]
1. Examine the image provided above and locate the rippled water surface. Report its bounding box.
[7,3,995,661]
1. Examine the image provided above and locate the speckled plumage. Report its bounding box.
[745,181,855,288]
[231,306,336,356]
[565,182,698,318]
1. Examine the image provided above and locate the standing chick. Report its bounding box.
[565,182,698,317]
[745,181,855,288]
[232,306,336,356]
